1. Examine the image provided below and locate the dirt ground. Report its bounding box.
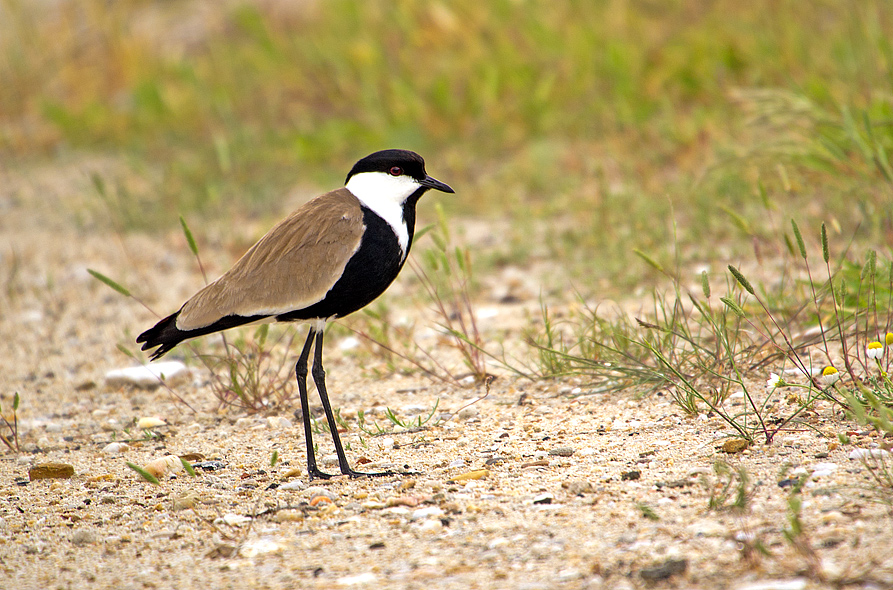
[2,160,893,590]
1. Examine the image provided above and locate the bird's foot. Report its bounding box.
[343,468,396,479]
[307,467,338,481]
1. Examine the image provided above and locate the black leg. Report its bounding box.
[295,329,335,480]
[310,329,394,479]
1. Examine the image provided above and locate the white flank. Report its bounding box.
[345,171,419,257]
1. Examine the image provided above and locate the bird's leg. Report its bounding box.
[295,329,335,480]
[311,330,394,478]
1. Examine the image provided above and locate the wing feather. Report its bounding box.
[176,189,364,330]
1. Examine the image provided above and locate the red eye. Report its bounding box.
[388,166,403,176]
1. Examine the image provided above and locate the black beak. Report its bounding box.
[420,175,455,194]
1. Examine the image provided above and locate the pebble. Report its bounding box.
[410,506,443,521]
[240,537,283,557]
[105,361,188,389]
[29,463,75,481]
[143,455,183,478]
[457,406,479,420]
[449,469,489,482]
[532,493,553,505]
[416,519,442,534]
[561,480,594,495]
[233,417,257,430]
[336,572,377,586]
[639,558,687,581]
[70,529,98,546]
[548,447,575,457]
[266,416,293,429]
[279,480,304,491]
[446,459,466,469]
[734,579,807,590]
[721,439,749,454]
[136,417,166,429]
[101,442,129,454]
[811,462,838,478]
[220,513,252,527]
[849,448,891,461]
[303,486,338,501]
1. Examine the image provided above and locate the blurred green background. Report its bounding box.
[2,0,891,292]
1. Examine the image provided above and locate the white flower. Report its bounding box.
[820,366,840,387]
[766,373,782,389]
[867,341,884,360]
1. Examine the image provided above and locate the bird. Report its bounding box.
[136,149,454,480]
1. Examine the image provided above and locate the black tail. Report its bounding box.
[137,311,271,360]
[137,312,189,361]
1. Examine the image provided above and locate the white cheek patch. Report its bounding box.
[345,172,419,256]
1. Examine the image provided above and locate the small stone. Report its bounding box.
[733,579,807,590]
[849,448,891,461]
[416,519,442,534]
[233,417,256,430]
[273,509,304,523]
[220,513,252,527]
[171,491,201,510]
[548,447,575,457]
[136,417,166,429]
[410,506,443,521]
[267,416,293,429]
[533,493,553,504]
[101,442,129,454]
[29,463,75,481]
[561,480,594,495]
[457,406,478,420]
[721,439,749,454]
[336,572,377,586]
[303,486,338,501]
[279,480,304,491]
[240,537,283,557]
[70,529,98,546]
[811,462,838,478]
[449,469,489,482]
[620,470,641,481]
[639,558,687,581]
[143,455,183,478]
[105,361,188,389]
[446,459,466,469]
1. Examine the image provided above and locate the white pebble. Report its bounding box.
[336,573,377,586]
[136,417,166,429]
[239,537,283,557]
[849,448,891,461]
[734,579,807,590]
[221,513,252,527]
[416,519,442,534]
[266,416,293,429]
[101,442,129,454]
[105,361,188,389]
[410,506,443,521]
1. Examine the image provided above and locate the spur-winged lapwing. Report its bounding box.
[137,149,454,480]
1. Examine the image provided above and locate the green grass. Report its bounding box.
[3,0,892,290]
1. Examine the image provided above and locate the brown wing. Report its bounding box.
[176,188,364,331]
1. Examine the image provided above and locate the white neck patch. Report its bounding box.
[345,171,420,256]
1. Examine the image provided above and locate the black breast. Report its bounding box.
[276,205,410,322]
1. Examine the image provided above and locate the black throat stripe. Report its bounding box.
[276,204,410,322]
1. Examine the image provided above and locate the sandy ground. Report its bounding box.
[2,159,893,590]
